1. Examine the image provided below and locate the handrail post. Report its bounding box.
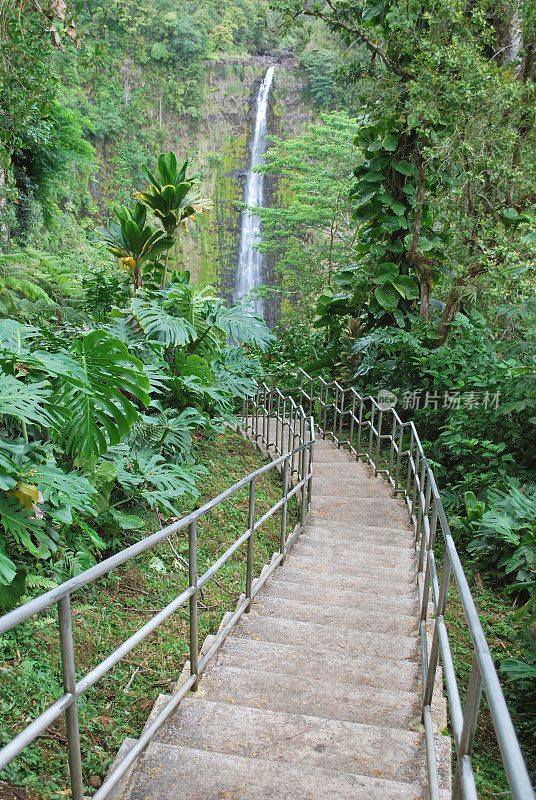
[275,392,281,453]
[405,427,415,498]
[356,398,364,458]
[337,388,345,446]
[322,382,329,435]
[245,478,256,612]
[367,403,375,464]
[374,409,383,475]
[300,417,307,527]
[349,392,356,453]
[423,553,452,711]
[332,384,339,439]
[254,384,260,441]
[416,459,426,541]
[280,457,290,564]
[262,384,270,447]
[58,595,84,800]
[188,520,199,690]
[453,654,484,800]
[394,423,404,490]
[388,415,396,485]
[307,422,314,514]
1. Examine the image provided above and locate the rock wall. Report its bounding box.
[92,52,313,302]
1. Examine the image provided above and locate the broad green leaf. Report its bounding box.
[382,134,399,152]
[374,283,400,311]
[367,139,383,152]
[389,200,406,216]
[0,496,46,557]
[0,373,57,428]
[214,304,274,350]
[132,298,196,347]
[393,161,415,176]
[109,509,144,529]
[393,308,406,327]
[59,331,150,459]
[502,208,519,220]
[374,262,399,284]
[393,275,420,299]
[0,568,26,611]
[352,190,377,209]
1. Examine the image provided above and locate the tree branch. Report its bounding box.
[300,0,416,81]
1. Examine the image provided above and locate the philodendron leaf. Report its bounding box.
[374,283,400,311]
[373,262,399,284]
[382,134,399,151]
[393,275,420,299]
[0,568,26,611]
[59,331,151,459]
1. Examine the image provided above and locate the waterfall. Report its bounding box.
[234,66,275,316]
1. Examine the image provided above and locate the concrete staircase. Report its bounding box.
[113,435,450,800]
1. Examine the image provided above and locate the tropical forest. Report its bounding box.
[0,1,535,799]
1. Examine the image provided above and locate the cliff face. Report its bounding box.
[176,53,313,298]
[91,53,313,297]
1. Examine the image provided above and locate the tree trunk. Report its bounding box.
[436,284,464,346]
[435,263,485,346]
[493,1,523,67]
[161,248,170,289]
[0,162,10,250]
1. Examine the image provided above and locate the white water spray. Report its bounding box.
[234,66,275,315]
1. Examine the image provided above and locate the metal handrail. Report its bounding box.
[0,379,315,800]
[289,366,534,800]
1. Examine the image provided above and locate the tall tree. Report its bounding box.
[274,0,536,342]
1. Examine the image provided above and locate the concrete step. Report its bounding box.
[292,536,417,566]
[249,594,418,636]
[311,478,387,497]
[312,483,394,502]
[262,577,419,615]
[124,741,425,800]
[301,524,415,550]
[232,614,420,661]
[195,663,422,729]
[215,636,420,693]
[313,449,361,463]
[272,567,416,598]
[284,550,416,584]
[311,496,411,529]
[155,698,422,784]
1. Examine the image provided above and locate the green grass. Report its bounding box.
[0,429,295,799]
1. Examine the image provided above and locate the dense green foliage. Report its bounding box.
[0,148,272,616]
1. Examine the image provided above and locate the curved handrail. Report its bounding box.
[0,379,315,800]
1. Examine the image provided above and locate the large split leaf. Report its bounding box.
[131,298,196,347]
[0,373,57,428]
[58,331,151,458]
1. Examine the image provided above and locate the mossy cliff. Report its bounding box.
[90,53,312,295]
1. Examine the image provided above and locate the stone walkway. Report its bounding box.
[114,435,450,799]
